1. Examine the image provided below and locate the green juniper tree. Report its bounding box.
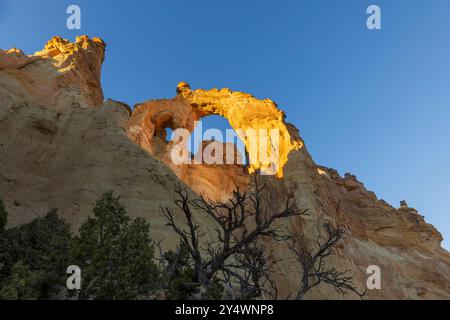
[0,260,47,300]
[0,209,72,300]
[71,191,158,300]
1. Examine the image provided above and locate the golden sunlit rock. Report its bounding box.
[0,35,105,107]
[128,82,303,198]
[177,82,303,178]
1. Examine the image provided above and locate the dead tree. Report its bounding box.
[221,242,279,300]
[288,223,366,299]
[161,177,307,299]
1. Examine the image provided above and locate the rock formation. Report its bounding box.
[0,36,449,299]
[0,36,105,108]
[175,81,303,178]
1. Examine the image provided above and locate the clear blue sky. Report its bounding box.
[1,0,449,250]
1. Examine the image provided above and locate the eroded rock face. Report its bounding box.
[0,36,105,108]
[290,162,449,298]
[128,95,249,200]
[127,81,303,198]
[1,37,449,299]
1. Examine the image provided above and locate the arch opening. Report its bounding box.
[185,115,248,166]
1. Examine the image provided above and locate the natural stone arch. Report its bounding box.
[128,82,303,178]
[176,82,303,177]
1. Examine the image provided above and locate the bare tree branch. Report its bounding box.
[288,223,366,299]
[161,177,306,299]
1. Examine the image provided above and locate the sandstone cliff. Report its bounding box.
[0,37,449,299]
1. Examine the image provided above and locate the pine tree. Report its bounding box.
[71,191,158,300]
[0,209,72,299]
